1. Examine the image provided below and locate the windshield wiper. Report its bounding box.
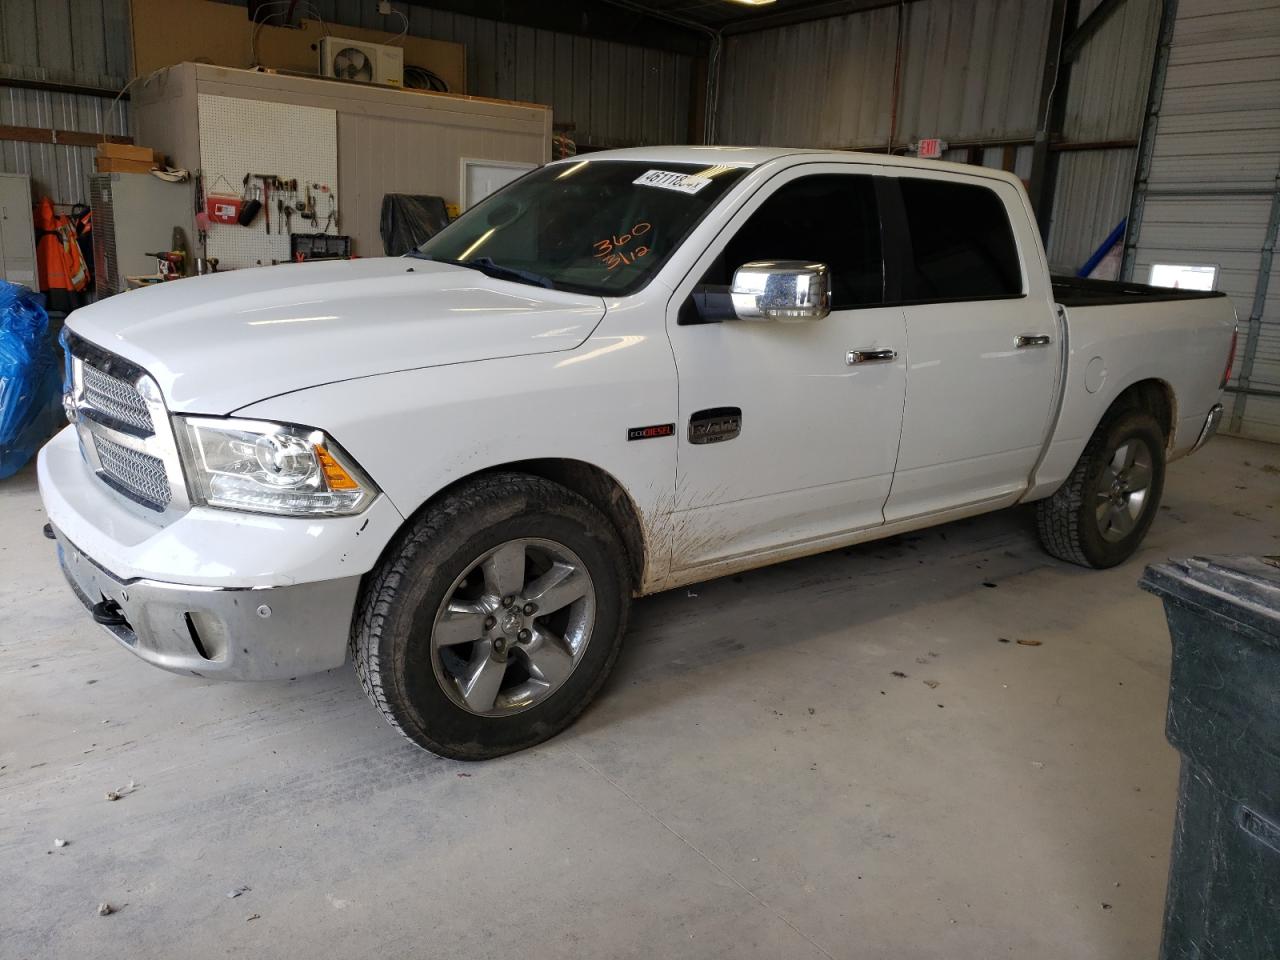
[407,252,555,289]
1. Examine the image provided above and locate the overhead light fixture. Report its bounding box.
[726,0,777,6]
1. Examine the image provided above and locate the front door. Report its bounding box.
[664,165,907,575]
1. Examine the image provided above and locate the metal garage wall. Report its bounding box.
[0,0,132,206]
[233,0,695,149]
[1125,0,1280,442]
[716,4,899,149]
[1045,0,1159,272]
[716,0,1160,276]
[1046,148,1138,270]
[717,0,1051,150]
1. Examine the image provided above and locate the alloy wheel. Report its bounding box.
[1095,437,1154,543]
[430,538,596,716]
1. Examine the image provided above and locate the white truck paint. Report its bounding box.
[40,146,1236,689]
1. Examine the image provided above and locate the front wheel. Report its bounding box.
[351,474,630,759]
[1035,410,1166,568]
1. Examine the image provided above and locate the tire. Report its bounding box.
[1035,409,1166,569]
[351,473,630,760]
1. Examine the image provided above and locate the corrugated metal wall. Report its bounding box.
[1126,0,1280,443]
[716,5,900,149]
[1045,0,1160,271]
[718,0,1051,149]
[0,0,132,206]
[1065,0,1159,141]
[894,0,1052,144]
[717,0,1161,275]
[1045,149,1138,269]
[235,0,695,149]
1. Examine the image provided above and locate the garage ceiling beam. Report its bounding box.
[397,0,709,56]
[1063,0,1131,63]
[0,76,126,100]
[0,124,132,148]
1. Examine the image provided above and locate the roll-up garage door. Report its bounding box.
[1124,0,1280,443]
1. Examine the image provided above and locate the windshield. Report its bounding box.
[415,159,749,296]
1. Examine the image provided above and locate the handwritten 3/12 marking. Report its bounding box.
[593,221,652,271]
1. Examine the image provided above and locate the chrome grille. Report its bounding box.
[67,332,189,516]
[82,362,154,433]
[93,433,172,510]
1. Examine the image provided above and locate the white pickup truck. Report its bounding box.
[40,147,1236,758]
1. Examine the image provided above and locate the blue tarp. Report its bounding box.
[0,282,62,479]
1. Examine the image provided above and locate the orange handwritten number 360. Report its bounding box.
[593,222,653,269]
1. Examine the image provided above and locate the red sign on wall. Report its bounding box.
[918,138,944,160]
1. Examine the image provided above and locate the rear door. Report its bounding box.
[664,164,907,573]
[879,173,1060,522]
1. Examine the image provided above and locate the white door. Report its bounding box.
[881,173,1060,521]
[665,166,907,573]
[460,160,537,210]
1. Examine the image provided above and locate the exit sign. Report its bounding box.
[917,138,945,159]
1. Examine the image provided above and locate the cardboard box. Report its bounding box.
[95,157,158,174]
[96,142,160,164]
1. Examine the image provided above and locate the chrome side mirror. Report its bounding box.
[730,261,831,322]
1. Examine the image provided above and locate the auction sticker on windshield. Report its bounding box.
[633,169,713,194]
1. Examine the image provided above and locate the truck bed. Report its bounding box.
[1051,275,1227,307]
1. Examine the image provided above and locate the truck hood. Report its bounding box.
[67,258,606,414]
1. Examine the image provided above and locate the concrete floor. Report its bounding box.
[1,436,1276,960]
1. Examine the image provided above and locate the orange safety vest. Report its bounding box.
[34,197,89,293]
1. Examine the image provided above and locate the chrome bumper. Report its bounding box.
[54,527,360,680]
[1191,403,1224,454]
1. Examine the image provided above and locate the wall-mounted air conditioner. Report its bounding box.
[319,37,404,87]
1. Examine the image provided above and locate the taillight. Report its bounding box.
[1220,327,1238,389]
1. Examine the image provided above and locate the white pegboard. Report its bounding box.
[198,94,338,270]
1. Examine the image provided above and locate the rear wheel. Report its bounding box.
[351,474,630,759]
[1036,410,1166,568]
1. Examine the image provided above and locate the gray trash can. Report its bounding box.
[1140,556,1280,960]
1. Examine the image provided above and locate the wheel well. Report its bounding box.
[398,459,648,587]
[1106,379,1176,448]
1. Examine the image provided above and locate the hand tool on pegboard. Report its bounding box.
[238,175,262,226]
[283,179,294,235]
[194,169,208,251]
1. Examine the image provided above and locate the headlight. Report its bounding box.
[177,417,377,516]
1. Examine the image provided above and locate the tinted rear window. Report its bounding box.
[898,179,1022,301]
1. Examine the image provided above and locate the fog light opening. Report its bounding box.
[184,613,215,662]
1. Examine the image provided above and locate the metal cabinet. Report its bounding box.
[89,173,194,296]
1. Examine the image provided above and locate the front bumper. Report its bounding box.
[54,526,360,680]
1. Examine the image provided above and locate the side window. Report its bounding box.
[703,174,884,309]
[896,178,1023,301]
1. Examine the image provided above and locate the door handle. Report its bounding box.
[846,348,897,365]
[1015,334,1052,348]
